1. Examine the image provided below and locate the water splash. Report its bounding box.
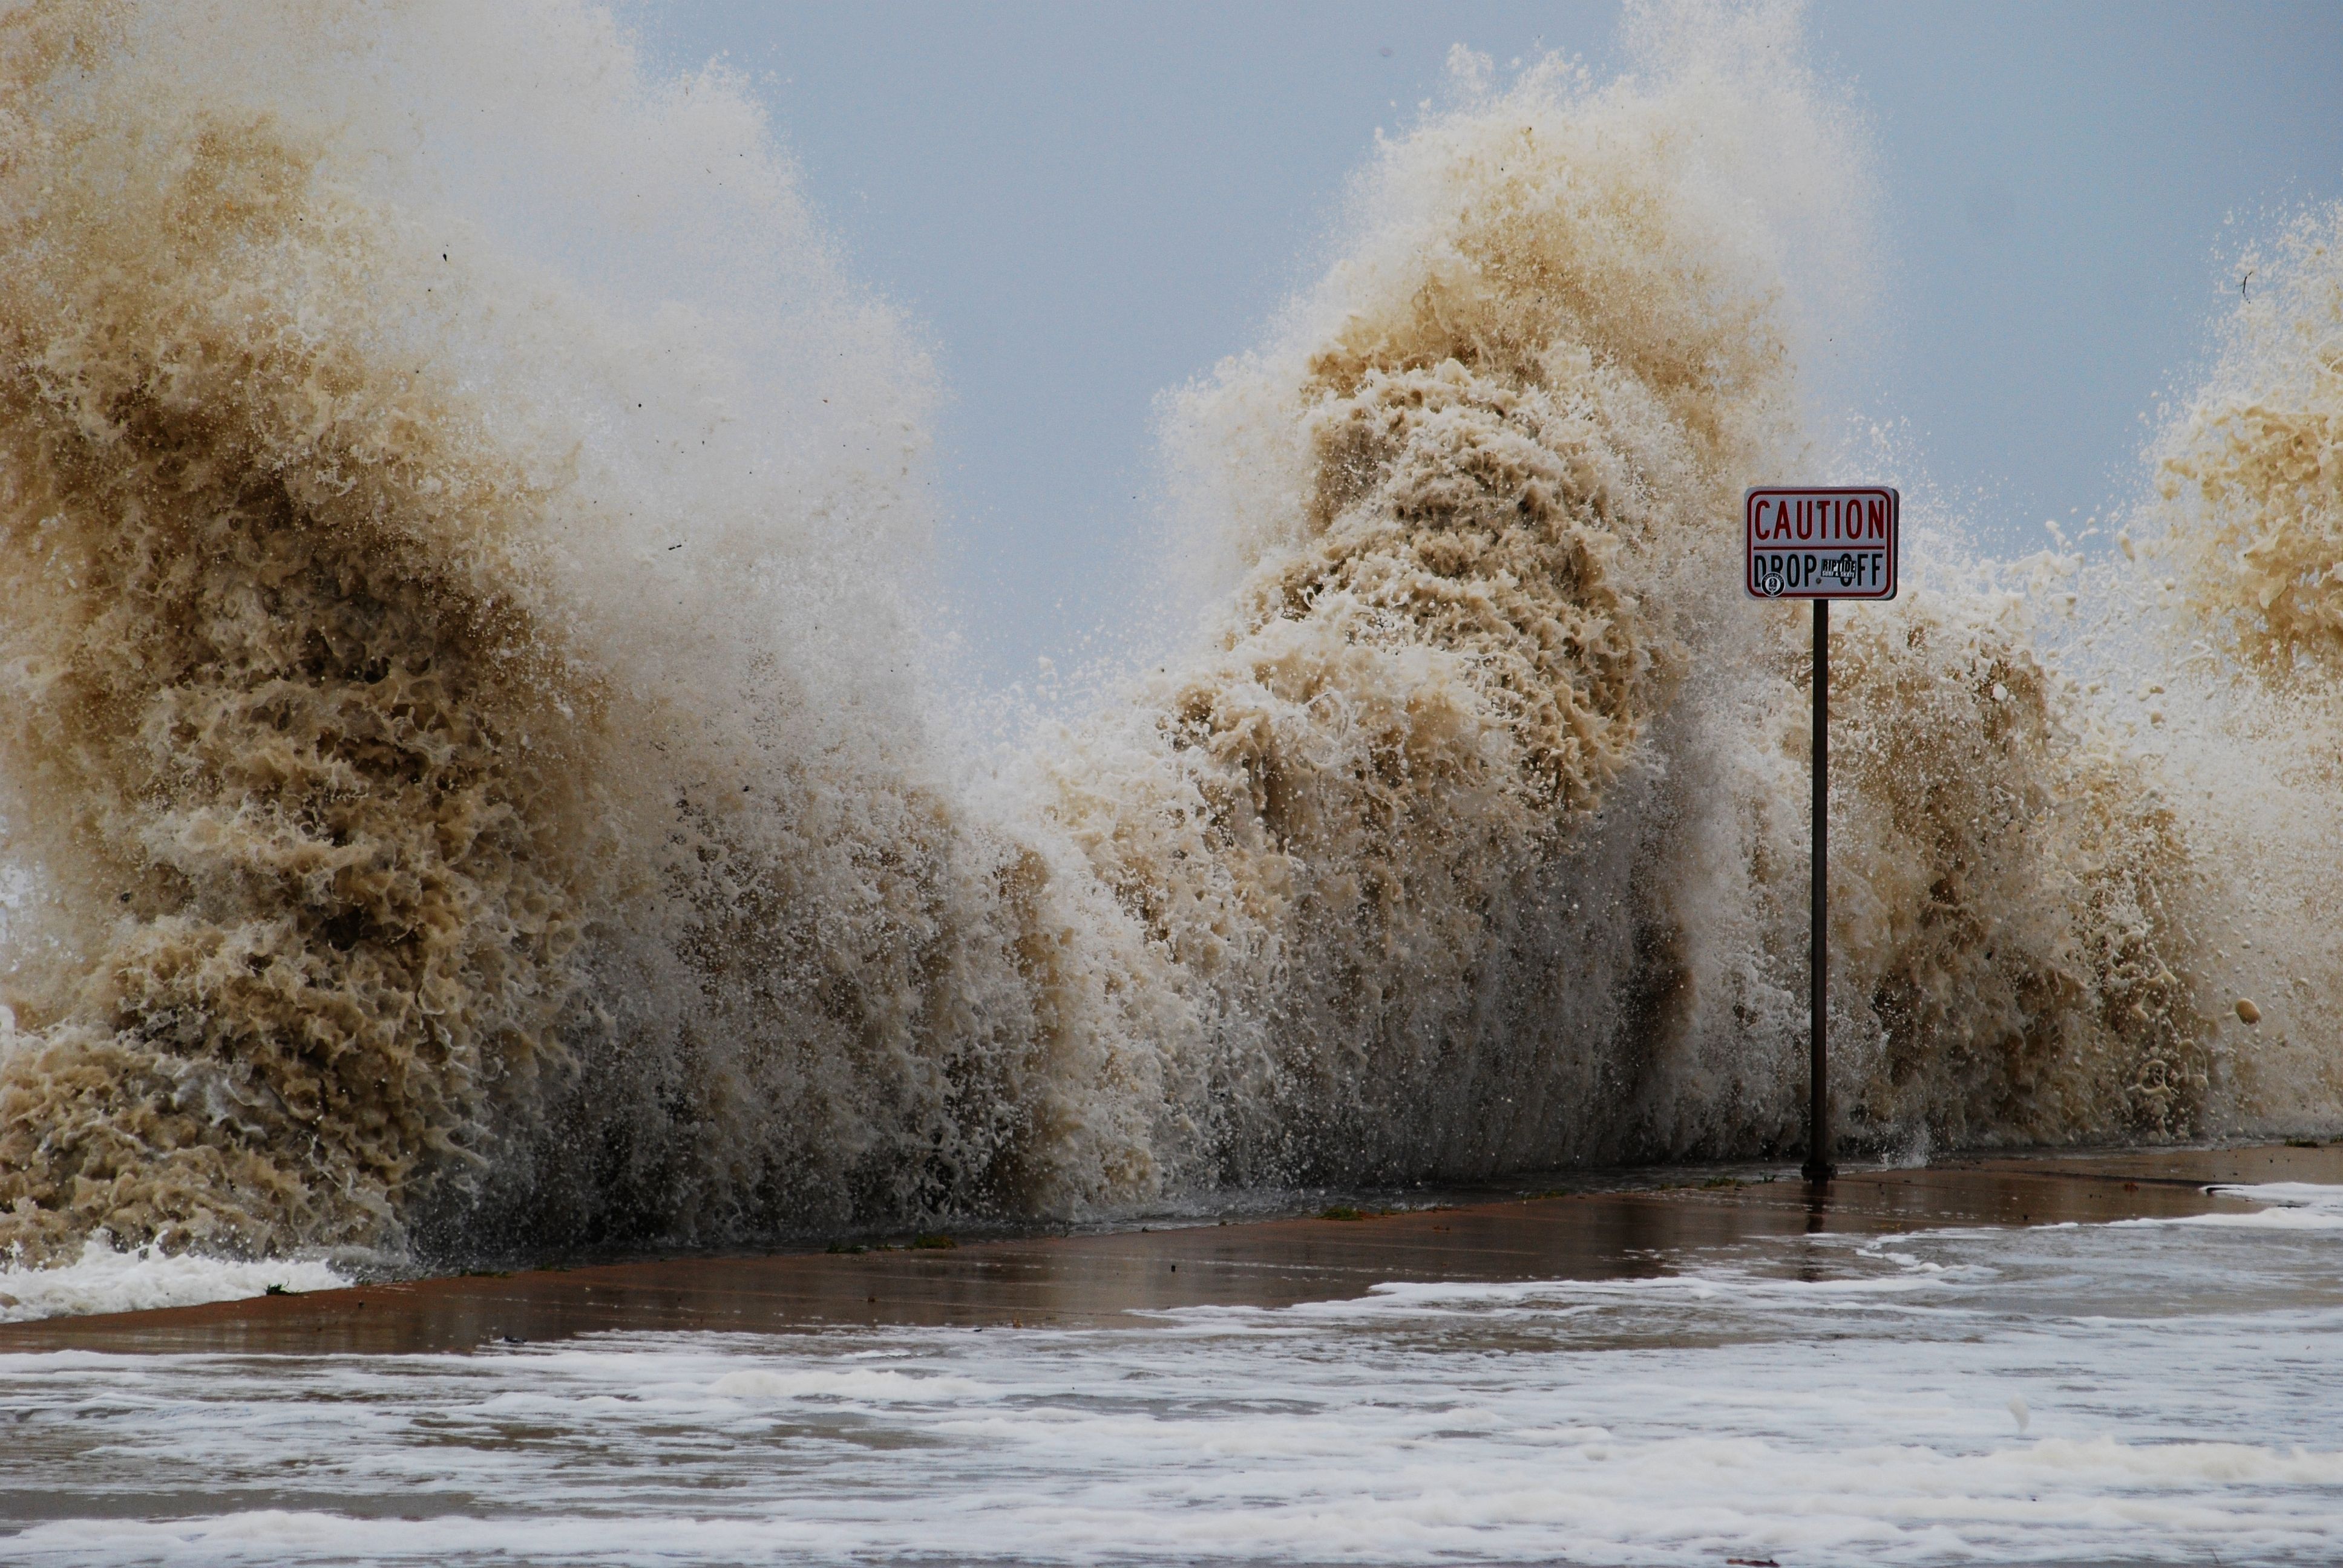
[0,1,2330,1282]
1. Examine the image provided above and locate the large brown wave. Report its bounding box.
[2124,201,2343,1131]
[0,1,1177,1265]
[0,7,630,1263]
[1100,46,2217,1177]
[0,4,2316,1275]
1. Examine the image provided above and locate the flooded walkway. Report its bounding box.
[7,1142,2333,1354]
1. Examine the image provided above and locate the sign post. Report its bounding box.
[1744,486,1899,1184]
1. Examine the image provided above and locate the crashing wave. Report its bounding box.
[0,2,2321,1278]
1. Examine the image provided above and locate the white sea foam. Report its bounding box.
[5,1201,2340,1565]
[2126,1181,2343,1230]
[0,1237,347,1324]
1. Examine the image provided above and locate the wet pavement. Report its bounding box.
[4,1142,2336,1356]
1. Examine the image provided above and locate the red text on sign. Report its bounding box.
[1747,495,1889,544]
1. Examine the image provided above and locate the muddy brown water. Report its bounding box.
[4,1143,2335,1357]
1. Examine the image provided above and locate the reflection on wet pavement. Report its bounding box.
[5,1144,2332,1355]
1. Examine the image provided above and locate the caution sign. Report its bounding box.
[1744,486,1899,601]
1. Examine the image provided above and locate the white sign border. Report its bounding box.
[1743,485,1900,602]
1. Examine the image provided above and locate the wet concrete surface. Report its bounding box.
[4,1142,2336,1356]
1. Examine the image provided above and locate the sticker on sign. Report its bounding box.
[1745,486,1899,601]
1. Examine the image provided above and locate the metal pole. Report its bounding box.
[1804,597,1835,1183]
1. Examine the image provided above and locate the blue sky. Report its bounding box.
[632,2,2343,689]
